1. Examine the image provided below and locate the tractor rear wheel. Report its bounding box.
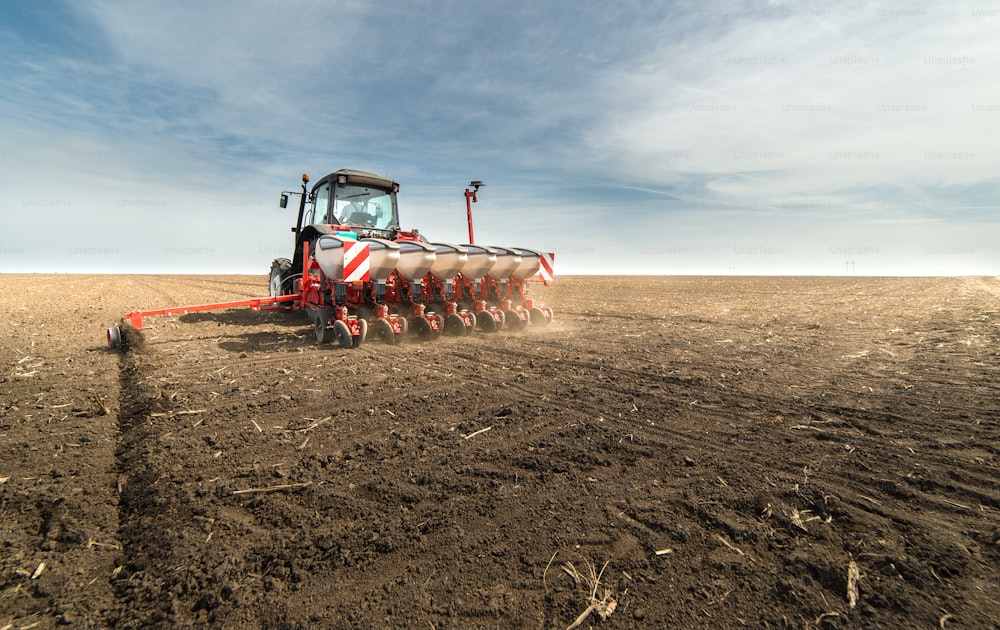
[269,258,293,297]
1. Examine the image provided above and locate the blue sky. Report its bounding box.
[1,0,997,275]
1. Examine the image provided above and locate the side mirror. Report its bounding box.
[279,193,289,209]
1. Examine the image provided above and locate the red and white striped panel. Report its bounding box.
[343,240,370,282]
[537,252,554,284]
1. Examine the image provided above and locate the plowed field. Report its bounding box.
[1,274,998,628]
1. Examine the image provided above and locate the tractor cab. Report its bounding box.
[278,169,402,289]
[309,169,400,239]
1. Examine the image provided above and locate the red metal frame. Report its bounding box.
[121,242,313,330]
[122,294,300,330]
[465,186,478,244]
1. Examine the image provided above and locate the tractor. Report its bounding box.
[106,169,553,349]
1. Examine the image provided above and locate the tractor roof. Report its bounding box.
[312,169,399,192]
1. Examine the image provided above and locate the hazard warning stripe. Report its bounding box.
[343,241,370,282]
[537,252,554,284]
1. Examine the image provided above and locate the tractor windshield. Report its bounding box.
[331,184,398,233]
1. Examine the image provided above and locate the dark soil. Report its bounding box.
[1,274,998,628]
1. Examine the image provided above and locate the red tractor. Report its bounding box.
[107,169,553,349]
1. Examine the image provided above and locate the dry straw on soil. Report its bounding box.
[544,550,618,629]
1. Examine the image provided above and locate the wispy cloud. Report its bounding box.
[588,3,996,205]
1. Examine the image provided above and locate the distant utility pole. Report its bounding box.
[845,260,855,274]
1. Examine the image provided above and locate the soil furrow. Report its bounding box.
[3,274,999,628]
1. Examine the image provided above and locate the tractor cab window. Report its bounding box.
[311,183,330,225]
[332,184,397,232]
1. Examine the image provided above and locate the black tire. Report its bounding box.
[477,310,496,333]
[529,307,549,326]
[107,324,122,349]
[373,318,396,344]
[314,309,334,343]
[352,319,368,348]
[269,258,293,297]
[410,316,433,341]
[504,310,524,331]
[444,313,467,336]
[333,320,353,348]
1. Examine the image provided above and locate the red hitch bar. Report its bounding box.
[107,242,314,349]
